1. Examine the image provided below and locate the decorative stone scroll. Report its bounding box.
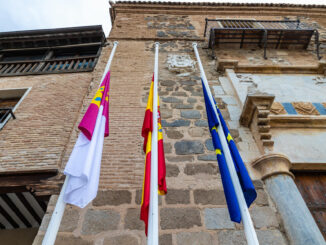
[240,94,275,151]
[292,102,320,115]
[270,102,287,115]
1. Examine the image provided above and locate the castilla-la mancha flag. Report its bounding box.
[140,75,167,235]
[63,71,110,208]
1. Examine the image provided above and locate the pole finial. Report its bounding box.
[192,42,198,48]
[155,42,160,46]
[113,41,119,45]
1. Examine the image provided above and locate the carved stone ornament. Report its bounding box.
[292,102,320,115]
[270,102,287,115]
[167,54,196,73]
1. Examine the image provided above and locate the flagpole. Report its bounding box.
[42,41,119,245]
[192,43,259,245]
[147,42,160,245]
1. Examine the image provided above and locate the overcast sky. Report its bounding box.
[0,0,325,37]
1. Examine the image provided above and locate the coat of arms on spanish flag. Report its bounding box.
[140,75,167,235]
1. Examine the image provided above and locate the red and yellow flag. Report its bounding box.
[140,75,167,236]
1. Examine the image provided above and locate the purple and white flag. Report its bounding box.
[63,71,110,208]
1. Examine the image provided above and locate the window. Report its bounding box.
[0,88,30,130]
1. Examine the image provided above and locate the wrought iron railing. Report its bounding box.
[204,19,321,60]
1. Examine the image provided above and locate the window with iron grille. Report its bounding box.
[0,88,30,130]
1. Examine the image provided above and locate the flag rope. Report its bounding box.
[42,41,119,245]
[192,43,259,245]
[147,42,160,245]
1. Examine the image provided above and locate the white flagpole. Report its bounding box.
[42,41,119,245]
[192,43,259,245]
[147,42,160,245]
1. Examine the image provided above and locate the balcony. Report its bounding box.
[0,25,106,77]
[204,19,321,60]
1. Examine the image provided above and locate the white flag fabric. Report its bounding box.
[63,72,110,208]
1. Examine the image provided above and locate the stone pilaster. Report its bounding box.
[252,154,325,245]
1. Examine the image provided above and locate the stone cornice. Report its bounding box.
[110,1,326,9]
[110,1,326,24]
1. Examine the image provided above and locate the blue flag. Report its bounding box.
[201,80,257,223]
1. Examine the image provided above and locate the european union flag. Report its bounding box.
[202,81,257,223]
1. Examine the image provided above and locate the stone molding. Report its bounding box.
[270,115,326,128]
[110,2,326,21]
[216,59,238,72]
[240,94,275,149]
[217,59,326,74]
[251,153,294,180]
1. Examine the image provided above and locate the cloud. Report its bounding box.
[0,0,325,37]
[0,0,111,36]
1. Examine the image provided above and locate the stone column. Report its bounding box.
[252,154,325,245]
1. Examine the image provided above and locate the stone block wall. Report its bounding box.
[35,181,286,245]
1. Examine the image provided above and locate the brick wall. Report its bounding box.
[0,72,92,171]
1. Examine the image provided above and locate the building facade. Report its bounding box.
[0,1,325,245]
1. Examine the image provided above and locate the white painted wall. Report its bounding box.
[227,71,326,104]
[225,70,326,165]
[271,128,326,164]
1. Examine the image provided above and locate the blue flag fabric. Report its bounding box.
[201,80,257,223]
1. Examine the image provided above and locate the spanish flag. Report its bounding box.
[140,75,167,235]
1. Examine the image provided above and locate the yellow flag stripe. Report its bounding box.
[146,81,154,112]
[146,132,152,154]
